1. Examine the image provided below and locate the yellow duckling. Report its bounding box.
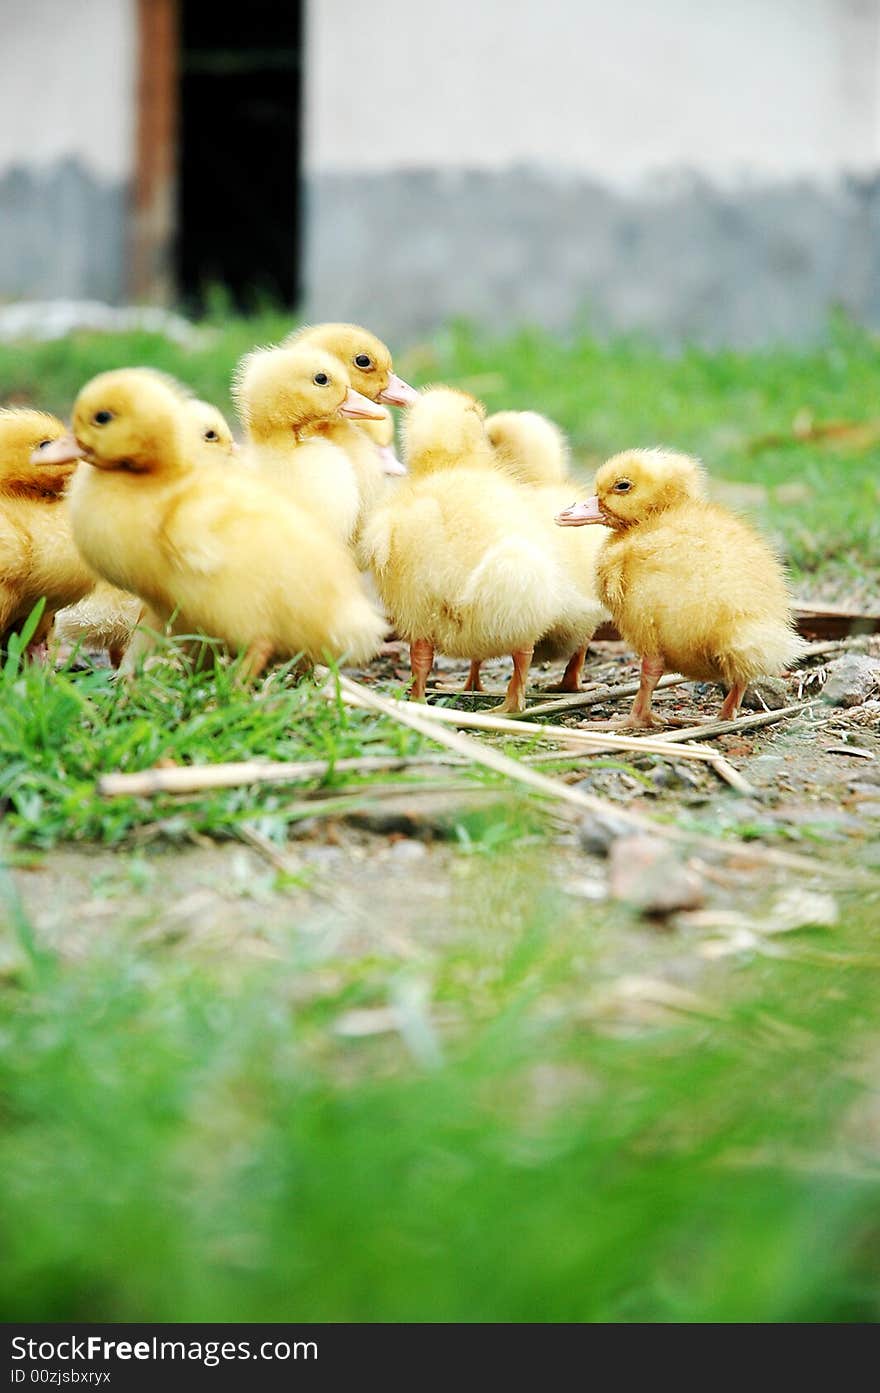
[234,344,386,545]
[477,409,610,693]
[52,394,238,667]
[557,448,806,724]
[486,410,569,486]
[38,370,386,677]
[285,324,416,528]
[185,398,238,466]
[0,408,95,655]
[361,387,572,712]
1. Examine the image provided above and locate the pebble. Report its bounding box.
[822,656,880,708]
[388,839,429,862]
[576,809,636,856]
[608,836,706,916]
[741,677,790,711]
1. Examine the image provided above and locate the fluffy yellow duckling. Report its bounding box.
[234,344,386,545]
[361,388,572,712]
[52,395,238,666]
[486,410,569,486]
[557,448,806,725]
[284,322,418,408]
[0,408,95,654]
[38,370,386,677]
[476,409,610,694]
[285,324,416,528]
[185,398,238,466]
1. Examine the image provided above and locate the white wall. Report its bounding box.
[1,0,136,180]
[306,0,880,182]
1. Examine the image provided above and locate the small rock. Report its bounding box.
[576,809,635,856]
[388,838,428,862]
[608,836,706,916]
[822,656,880,708]
[741,676,790,711]
[649,764,678,790]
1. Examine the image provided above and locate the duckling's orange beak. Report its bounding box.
[377,444,407,477]
[30,434,81,466]
[555,496,605,526]
[339,387,387,421]
[378,373,419,408]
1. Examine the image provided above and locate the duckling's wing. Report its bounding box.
[158,494,231,576]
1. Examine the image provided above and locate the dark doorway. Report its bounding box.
[176,3,302,311]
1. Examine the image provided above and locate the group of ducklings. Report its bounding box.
[0,322,804,727]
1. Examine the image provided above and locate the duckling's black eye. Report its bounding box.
[204,429,219,441]
[93,410,113,426]
[313,372,330,386]
[613,479,633,493]
[354,353,372,370]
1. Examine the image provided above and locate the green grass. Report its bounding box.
[1,317,879,1322]
[2,310,879,583]
[1,862,879,1322]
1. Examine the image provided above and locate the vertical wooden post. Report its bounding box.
[129,0,179,303]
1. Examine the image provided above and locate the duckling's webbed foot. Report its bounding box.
[546,646,587,693]
[409,638,434,701]
[493,647,534,714]
[462,659,485,693]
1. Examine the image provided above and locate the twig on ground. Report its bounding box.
[98,752,466,798]
[591,702,813,746]
[344,694,743,778]
[509,673,687,720]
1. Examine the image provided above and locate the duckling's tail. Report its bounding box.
[326,589,389,666]
[459,537,561,634]
[719,617,808,688]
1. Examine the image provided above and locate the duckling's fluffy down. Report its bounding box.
[484,410,609,661]
[600,497,806,687]
[362,467,571,659]
[486,411,569,486]
[52,582,142,661]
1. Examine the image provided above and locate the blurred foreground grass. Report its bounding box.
[1,858,879,1322]
[1,311,879,584]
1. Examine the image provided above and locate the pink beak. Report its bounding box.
[377,444,407,477]
[339,387,387,421]
[555,496,605,526]
[377,373,419,408]
[30,433,81,466]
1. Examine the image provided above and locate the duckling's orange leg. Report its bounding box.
[238,637,274,685]
[410,638,434,701]
[463,659,485,693]
[717,682,746,722]
[494,647,534,714]
[624,654,666,729]
[547,646,587,693]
